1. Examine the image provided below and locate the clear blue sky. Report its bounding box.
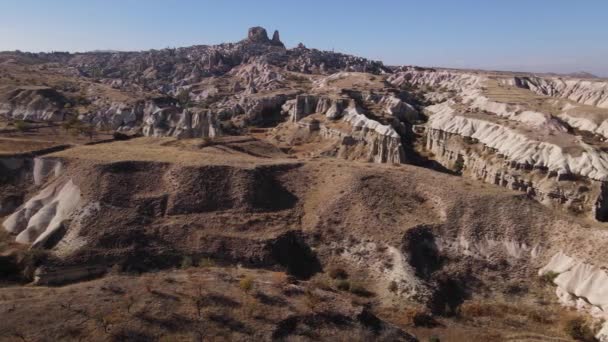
[1,0,607,76]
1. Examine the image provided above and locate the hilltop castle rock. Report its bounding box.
[246,26,284,47]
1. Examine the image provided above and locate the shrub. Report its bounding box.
[239,276,254,293]
[412,311,437,327]
[62,116,82,132]
[180,256,193,269]
[336,280,350,291]
[539,271,559,285]
[304,289,320,310]
[311,276,332,291]
[350,282,373,297]
[198,258,215,268]
[328,266,348,280]
[403,307,438,327]
[79,124,97,140]
[388,280,398,293]
[176,89,191,108]
[200,137,213,147]
[562,316,596,342]
[429,337,441,342]
[453,155,465,174]
[13,120,29,132]
[20,248,50,280]
[113,131,130,141]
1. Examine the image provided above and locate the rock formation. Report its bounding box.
[389,67,608,221]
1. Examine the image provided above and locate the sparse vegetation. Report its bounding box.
[181,256,194,269]
[336,279,350,291]
[13,120,30,132]
[459,300,552,325]
[112,131,130,141]
[402,307,438,327]
[453,155,465,174]
[239,276,254,293]
[328,266,348,280]
[176,89,192,108]
[349,282,373,297]
[539,271,559,285]
[561,315,597,342]
[198,257,215,268]
[388,280,398,293]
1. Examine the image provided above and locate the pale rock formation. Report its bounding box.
[33,157,62,186]
[380,95,419,123]
[228,61,285,93]
[394,68,608,220]
[142,107,220,138]
[84,101,143,130]
[3,180,81,248]
[283,95,347,122]
[0,87,68,121]
[315,105,405,163]
[509,76,608,109]
[540,252,608,342]
[426,103,608,181]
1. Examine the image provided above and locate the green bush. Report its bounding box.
[453,155,465,174]
[198,258,215,268]
[336,280,350,291]
[180,256,193,269]
[14,120,29,132]
[239,276,254,292]
[349,282,373,297]
[540,271,559,285]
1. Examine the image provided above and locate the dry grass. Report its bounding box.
[50,136,291,167]
[459,300,553,324]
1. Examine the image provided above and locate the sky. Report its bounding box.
[1,0,607,76]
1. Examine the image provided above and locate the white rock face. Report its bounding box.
[426,103,608,181]
[380,95,419,123]
[540,252,608,342]
[142,105,220,138]
[392,68,608,220]
[281,89,408,163]
[33,158,62,186]
[0,87,67,121]
[509,76,608,109]
[3,180,81,247]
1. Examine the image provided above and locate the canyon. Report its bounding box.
[1,27,608,341]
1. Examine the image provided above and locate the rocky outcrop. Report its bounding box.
[245,26,284,47]
[83,100,144,131]
[283,95,349,122]
[509,76,608,109]
[0,26,390,142]
[3,179,81,247]
[394,68,608,220]
[425,127,603,217]
[426,103,608,181]
[281,93,406,163]
[324,106,406,163]
[540,252,608,341]
[0,87,69,121]
[143,108,220,138]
